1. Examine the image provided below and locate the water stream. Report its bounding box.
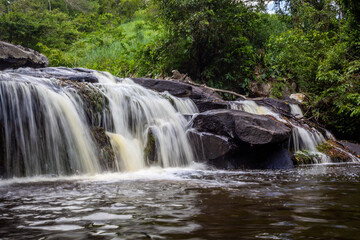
[1,164,360,239]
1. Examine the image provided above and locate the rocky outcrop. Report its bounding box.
[192,109,291,145]
[189,109,294,169]
[0,41,49,70]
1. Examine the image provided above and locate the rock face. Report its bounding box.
[188,130,236,161]
[192,109,291,145]
[0,41,49,70]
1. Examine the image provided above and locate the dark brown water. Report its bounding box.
[1,163,360,240]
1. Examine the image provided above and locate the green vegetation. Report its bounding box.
[0,0,359,141]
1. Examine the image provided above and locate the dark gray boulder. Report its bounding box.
[193,100,229,112]
[187,130,236,161]
[0,41,49,70]
[206,145,294,169]
[192,109,291,145]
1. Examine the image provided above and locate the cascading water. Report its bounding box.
[0,73,100,177]
[230,100,330,162]
[95,72,196,170]
[0,69,197,177]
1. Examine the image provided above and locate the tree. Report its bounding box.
[151,0,256,92]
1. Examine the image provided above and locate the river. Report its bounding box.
[1,163,360,240]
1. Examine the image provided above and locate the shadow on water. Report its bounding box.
[1,164,360,239]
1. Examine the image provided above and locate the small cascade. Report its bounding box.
[290,104,303,118]
[0,69,197,178]
[95,74,196,168]
[230,100,278,118]
[230,100,331,163]
[106,132,145,172]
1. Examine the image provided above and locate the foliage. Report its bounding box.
[150,0,256,92]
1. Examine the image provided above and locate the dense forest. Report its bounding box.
[0,0,359,142]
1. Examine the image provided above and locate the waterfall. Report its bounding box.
[95,73,196,169]
[290,104,303,118]
[0,73,100,177]
[230,100,330,163]
[0,69,197,177]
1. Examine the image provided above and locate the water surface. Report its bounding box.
[1,163,360,239]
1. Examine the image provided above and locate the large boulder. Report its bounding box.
[0,41,49,70]
[189,109,294,169]
[192,109,291,145]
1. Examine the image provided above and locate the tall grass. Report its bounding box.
[59,13,163,77]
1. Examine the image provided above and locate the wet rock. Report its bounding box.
[193,100,229,112]
[192,109,291,145]
[8,67,99,83]
[0,41,49,70]
[90,127,115,171]
[188,130,236,161]
[255,98,292,115]
[144,129,158,164]
[338,141,360,158]
[208,145,294,169]
[131,78,221,101]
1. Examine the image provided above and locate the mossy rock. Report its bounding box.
[144,129,158,165]
[90,127,115,171]
[57,80,110,127]
[317,140,352,162]
[294,150,314,165]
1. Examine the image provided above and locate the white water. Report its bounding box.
[0,70,197,177]
[96,73,196,169]
[290,104,303,118]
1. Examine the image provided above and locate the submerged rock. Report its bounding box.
[0,41,49,70]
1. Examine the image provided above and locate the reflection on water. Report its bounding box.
[1,164,360,239]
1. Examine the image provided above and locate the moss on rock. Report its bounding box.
[90,127,115,171]
[317,140,352,162]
